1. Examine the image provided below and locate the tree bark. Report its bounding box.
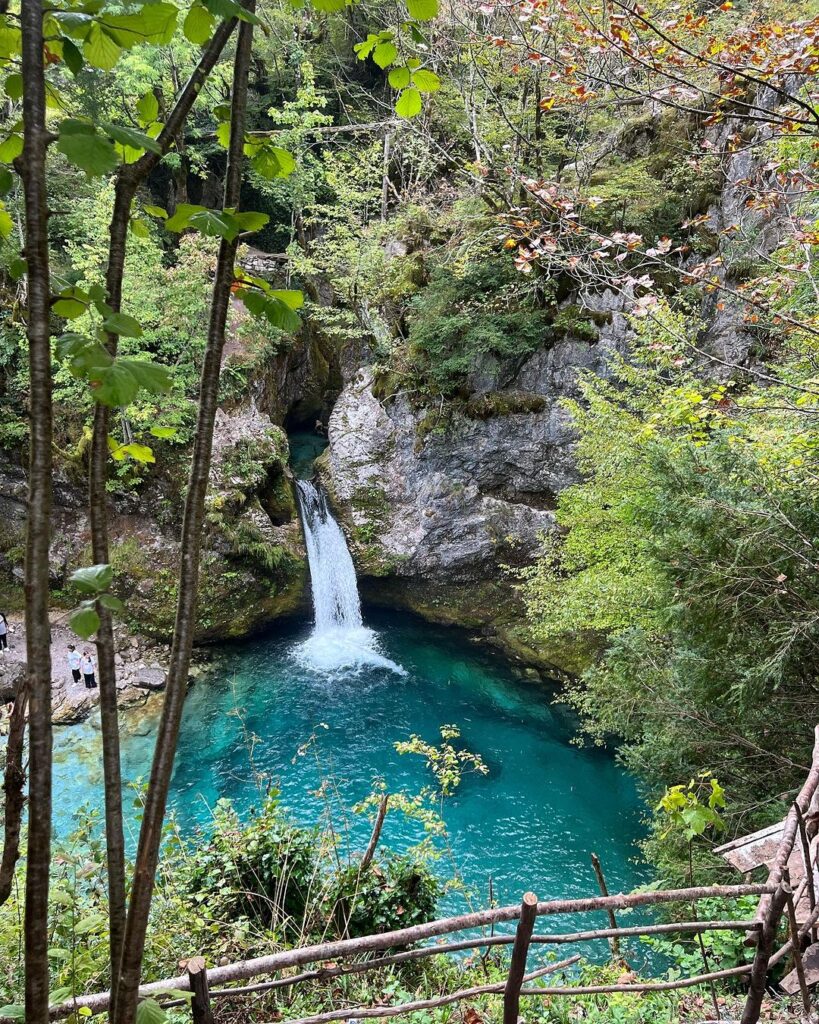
[83,20,237,1008]
[111,11,255,1023]
[0,690,27,906]
[19,3,54,1022]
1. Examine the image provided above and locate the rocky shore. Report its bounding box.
[0,612,197,725]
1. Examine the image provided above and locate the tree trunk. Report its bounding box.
[0,690,28,906]
[19,3,54,1021]
[111,11,255,1023]
[84,21,237,1009]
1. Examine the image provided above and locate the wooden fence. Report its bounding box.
[32,728,819,1024]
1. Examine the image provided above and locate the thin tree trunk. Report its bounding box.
[111,11,255,1023]
[19,3,54,1022]
[0,690,28,906]
[85,21,237,1009]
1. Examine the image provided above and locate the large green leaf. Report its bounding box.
[136,90,159,126]
[164,203,207,232]
[102,312,143,338]
[117,358,171,394]
[406,0,438,19]
[57,129,118,178]
[102,122,161,155]
[104,4,178,48]
[373,42,398,69]
[69,604,100,641]
[62,38,84,76]
[395,87,423,118]
[70,564,114,594]
[250,145,296,179]
[411,69,440,92]
[183,3,215,44]
[83,22,121,70]
[203,0,263,24]
[135,999,167,1024]
[388,66,411,89]
[0,134,23,163]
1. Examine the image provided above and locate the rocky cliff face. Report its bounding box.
[320,288,634,672]
[0,405,307,643]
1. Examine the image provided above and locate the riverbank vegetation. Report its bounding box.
[0,0,817,1020]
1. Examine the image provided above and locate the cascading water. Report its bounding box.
[294,479,405,676]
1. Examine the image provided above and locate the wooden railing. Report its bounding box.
[30,727,819,1024]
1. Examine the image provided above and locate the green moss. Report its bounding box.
[463,391,547,419]
[552,304,605,342]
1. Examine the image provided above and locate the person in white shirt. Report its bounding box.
[80,650,97,690]
[0,613,7,651]
[67,644,82,684]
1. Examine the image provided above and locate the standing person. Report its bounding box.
[0,612,7,651]
[80,648,97,690]
[67,644,81,685]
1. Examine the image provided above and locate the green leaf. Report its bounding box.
[0,205,12,239]
[0,134,23,163]
[84,23,121,70]
[136,90,159,126]
[388,66,411,89]
[310,0,348,10]
[232,210,270,234]
[0,1006,24,1020]
[62,38,84,76]
[187,208,239,240]
[53,297,88,319]
[4,73,22,101]
[184,3,215,45]
[102,312,143,338]
[373,42,398,69]
[215,121,231,149]
[115,358,172,395]
[164,203,206,233]
[203,0,263,24]
[104,4,178,48]
[70,564,114,594]
[395,87,423,118]
[117,442,155,464]
[150,425,177,439]
[136,999,167,1024]
[406,0,438,19]
[98,593,125,612]
[130,217,150,239]
[9,258,26,280]
[250,145,296,179]
[102,122,162,155]
[143,205,168,219]
[0,166,12,195]
[57,130,119,178]
[269,289,304,310]
[354,34,378,59]
[69,605,101,640]
[411,69,440,92]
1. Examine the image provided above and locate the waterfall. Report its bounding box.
[296,480,363,632]
[294,479,405,676]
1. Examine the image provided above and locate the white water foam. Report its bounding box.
[294,480,405,676]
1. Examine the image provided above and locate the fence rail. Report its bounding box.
[28,726,819,1024]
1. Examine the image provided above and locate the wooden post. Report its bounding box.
[504,892,537,1024]
[591,853,620,958]
[741,884,789,1024]
[784,877,813,1020]
[187,956,214,1024]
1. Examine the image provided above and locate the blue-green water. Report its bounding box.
[52,610,647,919]
[289,430,329,478]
